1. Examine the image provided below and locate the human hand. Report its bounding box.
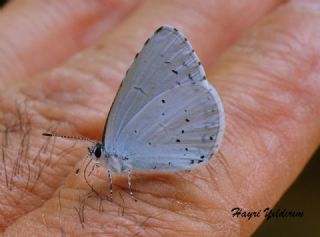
[0,0,319,236]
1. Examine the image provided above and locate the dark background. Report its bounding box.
[0,0,7,8]
[0,0,319,236]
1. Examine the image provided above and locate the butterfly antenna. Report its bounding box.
[42,132,98,144]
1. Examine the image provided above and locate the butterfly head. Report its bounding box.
[88,143,103,161]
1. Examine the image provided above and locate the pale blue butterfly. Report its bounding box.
[43,26,224,201]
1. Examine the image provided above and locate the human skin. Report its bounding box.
[0,0,319,236]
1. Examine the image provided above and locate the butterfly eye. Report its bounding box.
[94,147,102,158]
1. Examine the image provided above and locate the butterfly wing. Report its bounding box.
[103,26,224,171]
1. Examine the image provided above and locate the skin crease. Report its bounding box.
[0,0,319,236]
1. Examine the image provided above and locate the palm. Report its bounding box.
[0,1,319,236]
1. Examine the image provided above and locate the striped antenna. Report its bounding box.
[42,132,98,144]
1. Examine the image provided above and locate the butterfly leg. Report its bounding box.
[107,169,113,202]
[128,170,137,202]
[88,163,99,176]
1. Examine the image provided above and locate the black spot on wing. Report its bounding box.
[144,38,150,45]
[155,26,164,33]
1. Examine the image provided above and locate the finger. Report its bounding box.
[1,0,286,235]
[0,0,141,89]
[29,0,284,139]
[209,1,320,235]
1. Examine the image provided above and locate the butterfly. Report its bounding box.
[43,26,224,201]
